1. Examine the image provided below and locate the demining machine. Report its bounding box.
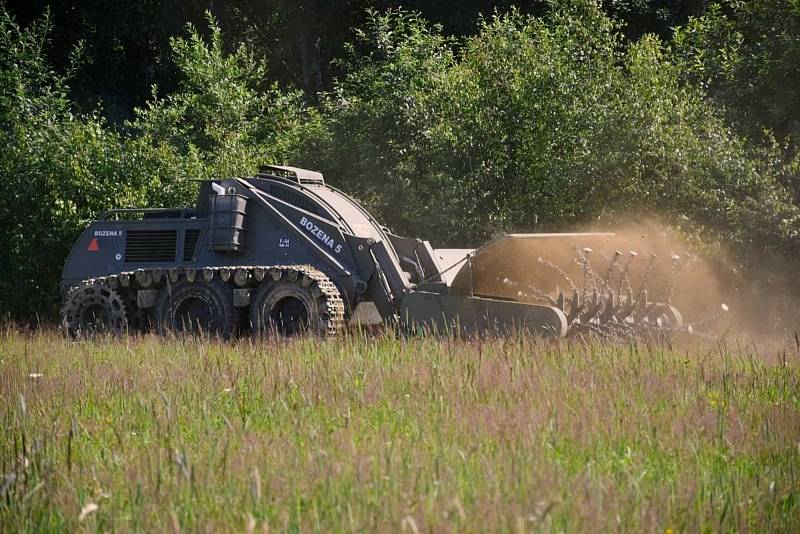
[60,166,726,338]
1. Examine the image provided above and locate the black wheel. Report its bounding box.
[155,278,236,338]
[119,288,149,333]
[249,271,339,338]
[62,282,128,338]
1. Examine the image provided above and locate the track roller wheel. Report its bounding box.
[155,277,237,339]
[61,282,128,338]
[249,269,342,338]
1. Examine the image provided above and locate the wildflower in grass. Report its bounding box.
[706,390,726,410]
[78,502,98,521]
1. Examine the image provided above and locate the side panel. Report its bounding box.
[231,179,362,304]
[248,189,357,274]
[61,219,205,289]
[388,233,447,283]
[399,292,568,337]
[61,222,128,287]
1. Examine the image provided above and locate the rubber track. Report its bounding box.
[64,264,346,338]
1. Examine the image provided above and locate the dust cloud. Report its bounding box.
[449,219,731,330]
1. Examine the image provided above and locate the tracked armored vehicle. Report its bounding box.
[61,166,719,338]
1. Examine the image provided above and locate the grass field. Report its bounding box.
[1,328,798,532]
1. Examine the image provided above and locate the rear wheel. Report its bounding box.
[62,282,128,338]
[155,278,236,339]
[249,270,341,338]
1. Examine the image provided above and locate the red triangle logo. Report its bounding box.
[87,238,100,251]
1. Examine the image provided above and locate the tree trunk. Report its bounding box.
[296,2,323,96]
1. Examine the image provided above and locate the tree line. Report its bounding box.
[1,0,798,321]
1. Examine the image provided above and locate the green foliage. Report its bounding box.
[603,0,709,40]
[0,9,316,320]
[301,9,458,233]
[673,1,800,142]
[128,13,321,205]
[312,1,800,269]
[672,1,800,201]
[0,10,151,319]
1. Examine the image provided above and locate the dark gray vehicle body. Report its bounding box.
[61,166,567,336]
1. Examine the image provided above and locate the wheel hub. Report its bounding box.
[269,296,309,336]
[173,295,215,333]
[80,302,112,332]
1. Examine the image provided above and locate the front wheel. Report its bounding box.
[61,282,128,338]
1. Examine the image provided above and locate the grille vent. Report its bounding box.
[268,186,318,215]
[124,230,177,263]
[183,229,201,261]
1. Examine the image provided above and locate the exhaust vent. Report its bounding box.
[183,229,201,262]
[124,230,177,263]
[208,194,247,253]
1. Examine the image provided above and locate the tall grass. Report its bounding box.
[1,329,798,532]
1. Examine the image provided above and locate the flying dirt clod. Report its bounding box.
[59,166,727,338]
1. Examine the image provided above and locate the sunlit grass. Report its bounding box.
[1,328,798,532]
